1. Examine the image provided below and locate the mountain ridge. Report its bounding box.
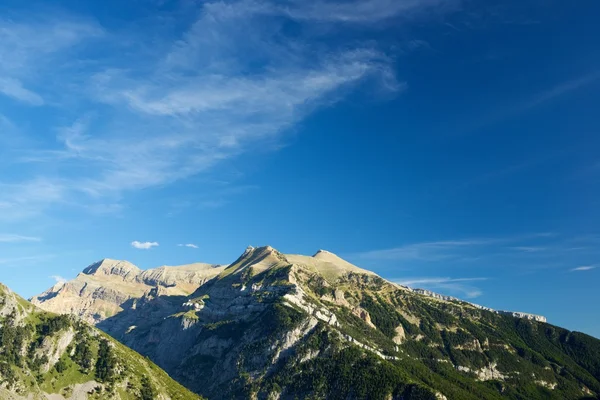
[31,246,600,399]
[33,246,545,324]
[31,258,227,324]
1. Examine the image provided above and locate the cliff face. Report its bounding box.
[0,283,200,400]
[31,259,225,325]
[32,247,600,400]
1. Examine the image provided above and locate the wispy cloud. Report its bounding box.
[464,71,600,134]
[0,77,44,105]
[355,239,496,261]
[570,265,596,272]
[0,234,41,243]
[0,15,103,106]
[0,254,55,266]
[353,234,600,286]
[394,277,487,298]
[510,246,547,253]
[2,2,410,218]
[249,0,461,24]
[131,241,159,250]
[353,233,554,261]
[522,71,600,111]
[178,243,199,249]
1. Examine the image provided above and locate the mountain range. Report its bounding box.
[22,245,600,399]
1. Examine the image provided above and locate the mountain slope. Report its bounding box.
[0,283,201,399]
[31,259,226,324]
[34,246,600,399]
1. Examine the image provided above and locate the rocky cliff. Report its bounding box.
[33,247,600,400]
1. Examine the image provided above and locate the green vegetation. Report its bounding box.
[261,326,438,399]
[140,375,155,400]
[0,287,201,399]
[95,338,116,382]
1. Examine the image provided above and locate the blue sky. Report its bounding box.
[1,0,599,337]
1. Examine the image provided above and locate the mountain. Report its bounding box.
[0,282,200,399]
[31,258,225,324]
[34,246,600,399]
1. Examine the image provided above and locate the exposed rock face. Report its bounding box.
[31,258,225,324]
[457,363,508,381]
[31,246,599,400]
[36,327,75,372]
[393,325,406,345]
[352,307,376,328]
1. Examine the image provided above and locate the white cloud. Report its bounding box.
[510,246,547,253]
[3,5,401,217]
[0,234,41,243]
[0,77,44,105]
[50,275,67,284]
[394,277,487,298]
[131,241,159,250]
[0,15,102,107]
[1,0,464,219]
[178,243,199,249]
[570,265,596,272]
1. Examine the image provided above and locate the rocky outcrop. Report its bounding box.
[35,327,75,372]
[457,363,507,381]
[393,325,406,345]
[352,307,376,328]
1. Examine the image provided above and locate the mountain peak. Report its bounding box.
[82,259,141,280]
[221,245,287,277]
[313,249,334,257]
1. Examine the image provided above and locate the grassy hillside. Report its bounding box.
[0,283,200,400]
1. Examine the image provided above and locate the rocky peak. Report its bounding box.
[313,249,333,257]
[241,245,255,257]
[222,245,289,277]
[82,259,142,281]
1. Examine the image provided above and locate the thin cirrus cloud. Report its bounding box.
[0,77,44,105]
[178,244,199,249]
[393,277,487,299]
[351,233,558,262]
[228,0,460,24]
[0,234,41,243]
[0,15,103,105]
[0,254,56,266]
[0,0,444,220]
[131,241,159,250]
[570,266,596,272]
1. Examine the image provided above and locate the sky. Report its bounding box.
[0,0,599,337]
